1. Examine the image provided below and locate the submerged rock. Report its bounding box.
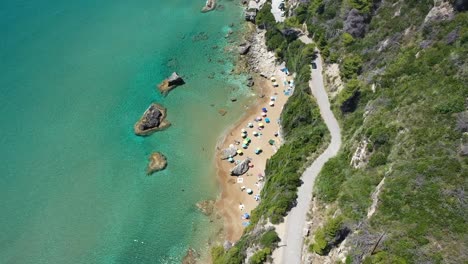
[158,72,185,96]
[182,248,199,264]
[221,146,237,160]
[196,200,216,216]
[134,103,171,136]
[218,109,228,116]
[147,152,167,175]
[230,158,251,176]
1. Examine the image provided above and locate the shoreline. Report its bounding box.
[213,28,294,242]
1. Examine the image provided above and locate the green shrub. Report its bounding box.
[315,154,348,202]
[260,230,280,248]
[256,3,276,29]
[249,248,271,264]
[211,246,226,264]
[341,55,362,79]
[342,32,355,46]
[310,216,346,255]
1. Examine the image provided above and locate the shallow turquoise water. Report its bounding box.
[0,1,248,263]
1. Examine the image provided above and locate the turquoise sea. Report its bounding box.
[0,1,249,263]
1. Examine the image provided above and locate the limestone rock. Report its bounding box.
[134,103,171,136]
[238,42,251,55]
[230,158,251,176]
[220,146,237,159]
[157,72,185,96]
[223,241,233,250]
[147,152,167,175]
[245,10,257,22]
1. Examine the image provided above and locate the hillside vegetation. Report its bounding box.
[300,0,467,263]
[214,0,467,263]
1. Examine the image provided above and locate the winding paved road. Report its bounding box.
[278,35,342,263]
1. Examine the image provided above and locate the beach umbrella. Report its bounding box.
[246,189,253,194]
[269,139,275,145]
[241,133,247,138]
[253,131,259,136]
[258,122,264,127]
[272,82,279,87]
[270,96,276,101]
[248,122,253,128]
[243,139,249,144]
[262,112,267,117]
[241,128,246,133]
[269,101,274,106]
[256,116,262,121]
[242,222,250,227]
[243,213,250,219]
[262,107,267,112]
[242,144,248,149]
[228,157,234,162]
[270,76,276,81]
[265,118,270,123]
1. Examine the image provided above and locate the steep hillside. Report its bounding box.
[302,0,468,263]
[212,0,467,263]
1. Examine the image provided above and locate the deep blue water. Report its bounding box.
[0,1,247,263]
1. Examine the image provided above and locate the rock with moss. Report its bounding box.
[134,103,171,136]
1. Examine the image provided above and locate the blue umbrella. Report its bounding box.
[243,213,250,219]
[265,118,270,123]
[262,107,267,112]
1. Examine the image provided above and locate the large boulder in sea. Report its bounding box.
[230,158,251,176]
[157,72,185,96]
[201,0,216,12]
[134,103,171,136]
[220,146,237,160]
[147,152,167,175]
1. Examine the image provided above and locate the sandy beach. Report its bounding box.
[214,29,295,240]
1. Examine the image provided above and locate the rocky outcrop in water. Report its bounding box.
[147,152,167,175]
[134,103,171,136]
[158,72,185,96]
[202,0,216,12]
[230,158,251,176]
